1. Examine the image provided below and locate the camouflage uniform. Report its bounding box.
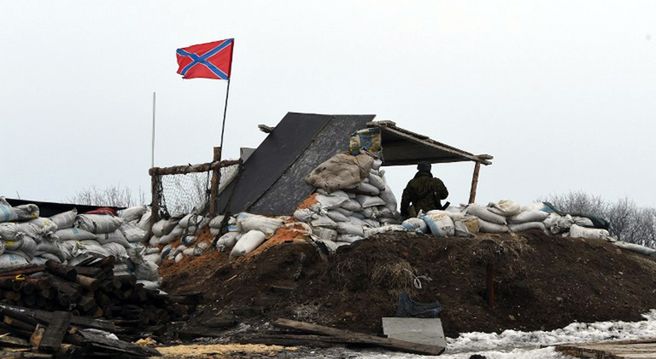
[400,171,449,218]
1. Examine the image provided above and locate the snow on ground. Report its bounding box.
[346,310,656,359]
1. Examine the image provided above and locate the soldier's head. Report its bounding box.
[417,161,431,172]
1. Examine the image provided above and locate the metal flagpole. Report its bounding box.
[219,79,231,153]
[151,91,156,168]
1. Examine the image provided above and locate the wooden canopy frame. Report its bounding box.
[366,120,493,204]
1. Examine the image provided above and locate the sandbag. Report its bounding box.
[144,253,161,265]
[237,213,283,238]
[137,280,160,290]
[210,228,220,236]
[75,214,123,234]
[5,234,37,255]
[35,241,65,261]
[569,224,610,240]
[379,184,398,212]
[120,223,146,243]
[336,234,364,243]
[15,218,58,239]
[293,208,315,222]
[0,253,29,268]
[309,215,337,231]
[134,259,159,281]
[316,239,339,252]
[364,225,406,237]
[572,216,595,227]
[466,204,507,225]
[0,197,39,223]
[216,232,241,252]
[0,223,20,241]
[305,153,374,192]
[209,215,225,229]
[326,210,349,223]
[422,211,455,237]
[178,213,204,228]
[458,216,480,236]
[78,240,111,257]
[49,209,78,229]
[367,172,387,191]
[230,230,266,257]
[402,218,428,233]
[355,182,380,196]
[509,210,550,224]
[151,219,178,237]
[102,242,128,259]
[613,241,656,256]
[182,247,195,256]
[118,206,147,222]
[95,231,131,248]
[544,213,574,234]
[356,195,386,208]
[311,227,338,242]
[158,226,183,245]
[137,209,152,231]
[341,199,362,212]
[477,219,509,233]
[149,236,160,246]
[333,207,354,217]
[488,200,522,217]
[315,194,348,210]
[363,219,381,228]
[509,222,547,233]
[336,222,365,237]
[454,221,473,237]
[182,235,196,246]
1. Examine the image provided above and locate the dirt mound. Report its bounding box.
[162,230,656,337]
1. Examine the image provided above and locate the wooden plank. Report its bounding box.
[29,324,45,349]
[38,311,71,353]
[0,333,31,347]
[272,318,444,356]
[468,161,481,204]
[148,159,240,176]
[209,146,222,217]
[556,341,656,359]
[71,329,160,357]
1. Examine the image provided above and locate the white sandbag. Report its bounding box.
[569,224,610,240]
[402,218,428,233]
[148,236,160,247]
[521,202,550,212]
[466,204,507,225]
[137,209,152,231]
[544,213,574,234]
[347,216,367,227]
[210,228,220,236]
[160,244,172,258]
[120,223,146,243]
[75,214,123,234]
[137,280,160,290]
[230,230,266,257]
[372,159,382,170]
[151,219,178,237]
[209,215,225,229]
[363,219,380,228]
[182,235,196,246]
[216,232,241,252]
[311,215,338,229]
[336,222,365,237]
[509,210,550,224]
[316,239,339,252]
[134,259,159,281]
[311,227,338,242]
[572,216,595,227]
[336,234,364,243]
[305,153,374,192]
[315,194,348,210]
[178,213,204,228]
[144,247,159,255]
[158,226,183,245]
[35,241,65,261]
[102,242,129,259]
[118,206,147,222]
[0,253,28,268]
[379,184,398,212]
[95,231,131,248]
[454,216,480,237]
[293,208,315,222]
[509,222,547,233]
[613,241,656,256]
[368,172,387,191]
[5,234,37,255]
[361,207,375,219]
[477,219,509,233]
[49,209,78,229]
[333,207,354,217]
[14,218,58,239]
[237,213,283,238]
[78,240,111,257]
[144,253,161,265]
[364,225,406,237]
[182,247,195,256]
[341,199,362,212]
[355,195,386,209]
[326,210,349,223]
[422,210,455,237]
[356,182,380,196]
[0,197,39,222]
[488,200,522,217]
[0,223,20,241]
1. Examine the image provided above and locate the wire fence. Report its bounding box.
[158,171,211,217]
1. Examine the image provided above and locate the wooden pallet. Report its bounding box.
[556,339,656,359]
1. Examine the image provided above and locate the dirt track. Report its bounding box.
[161,230,656,338]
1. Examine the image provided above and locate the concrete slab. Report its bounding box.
[382,317,447,348]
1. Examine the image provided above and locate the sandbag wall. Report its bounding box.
[0,198,160,288]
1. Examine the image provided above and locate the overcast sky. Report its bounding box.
[1,1,655,208]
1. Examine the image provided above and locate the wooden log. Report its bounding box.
[4,316,36,332]
[468,161,481,204]
[208,146,222,217]
[45,260,77,281]
[0,304,119,333]
[68,328,161,357]
[75,275,98,291]
[272,318,445,356]
[0,265,45,277]
[38,311,71,353]
[78,295,97,313]
[148,159,240,176]
[30,324,45,350]
[0,332,30,347]
[74,267,103,279]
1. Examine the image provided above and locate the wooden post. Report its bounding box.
[468,161,481,204]
[209,146,222,217]
[150,171,160,228]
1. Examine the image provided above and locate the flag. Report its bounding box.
[176,39,234,80]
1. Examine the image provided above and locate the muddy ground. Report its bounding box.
[161,230,656,338]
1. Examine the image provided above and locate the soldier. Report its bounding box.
[400,161,449,218]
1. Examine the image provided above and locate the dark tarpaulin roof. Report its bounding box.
[5,198,125,218]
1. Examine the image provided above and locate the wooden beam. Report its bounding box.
[38,311,71,353]
[208,147,222,217]
[272,318,444,356]
[148,160,239,176]
[468,161,481,204]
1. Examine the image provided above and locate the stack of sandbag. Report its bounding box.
[149,212,214,263]
[212,212,284,258]
[462,200,551,234]
[297,152,403,251]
